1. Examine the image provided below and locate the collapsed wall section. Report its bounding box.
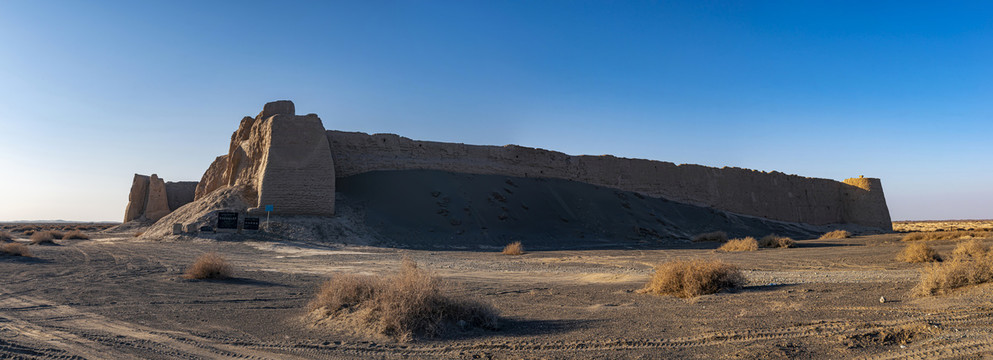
[327,131,892,230]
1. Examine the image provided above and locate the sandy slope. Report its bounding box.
[3,234,993,359]
[335,170,877,249]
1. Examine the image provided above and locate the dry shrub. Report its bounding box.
[759,234,796,248]
[902,230,993,242]
[23,230,35,236]
[897,243,942,263]
[952,239,988,260]
[639,259,745,298]
[1,243,31,257]
[717,237,758,252]
[819,230,851,239]
[692,231,728,243]
[913,257,993,296]
[183,253,233,280]
[308,258,498,341]
[29,231,55,245]
[0,231,12,242]
[501,241,524,255]
[48,230,64,239]
[62,230,89,240]
[133,232,143,237]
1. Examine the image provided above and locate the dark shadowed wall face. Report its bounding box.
[327,130,893,230]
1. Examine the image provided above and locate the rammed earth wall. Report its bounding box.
[175,101,891,231]
[326,130,892,230]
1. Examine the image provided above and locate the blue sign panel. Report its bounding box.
[265,205,274,212]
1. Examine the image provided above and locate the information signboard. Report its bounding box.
[243,217,260,231]
[217,212,239,229]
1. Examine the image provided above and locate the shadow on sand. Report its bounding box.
[180,277,290,287]
[434,318,596,342]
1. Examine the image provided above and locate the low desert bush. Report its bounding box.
[902,230,993,242]
[897,243,942,263]
[0,231,12,242]
[48,230,64,239]
[952,239,988,260]
[639,259,745,298]
[716,237,758,252]
[29,231,56,245]
[759,234,796,248]
[183,253,233,280]
[62,230,89,240]
[501,241,524,255]
[913,257,993,296]
[1,243,31,257]
[692,231,728,243]
[23,230,35,236]
[133,232,143,237]
[308,258,498,341]
[819,230,851,239]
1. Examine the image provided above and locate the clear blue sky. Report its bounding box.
[1,1,990,222]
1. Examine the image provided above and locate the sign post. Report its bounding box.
[264,205,273,231]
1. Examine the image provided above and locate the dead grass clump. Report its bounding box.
[692,231,728,243]
[183,253,233,280]
[308,258,498,341]
[48,230,64,239]
[716,237,758,252]
[62,230,89,240]
[639,259,745,298]
[134,232,143,237]
[952,239,988,260]
[897,243,942,263]
[759,234,796,248]
[902,230,993,242]
[819,230,851,239]
[29,231,56,245]
[0,231,12,242]
[23,230,35,236]
[1,243,32,257]
[501,241,524,255]
[912,257,993,296]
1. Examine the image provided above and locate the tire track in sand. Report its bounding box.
[0,288,306,360]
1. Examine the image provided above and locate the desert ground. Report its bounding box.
[1,222,992,359]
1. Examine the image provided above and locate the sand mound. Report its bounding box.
[335,170,836,250]
[141,186,252,238]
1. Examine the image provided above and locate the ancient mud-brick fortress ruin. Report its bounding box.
[124,101,893,232]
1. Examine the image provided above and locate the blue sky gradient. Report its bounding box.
[1,1,990,221]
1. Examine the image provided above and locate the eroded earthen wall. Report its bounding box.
[255,113,336,216]
[123,174,150,222]
[194,155,228,201]
[842,177,892,230]
[326,130,893,230]
[196,101,336,216]
[123,174,199,223]
[164,181,198,211]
